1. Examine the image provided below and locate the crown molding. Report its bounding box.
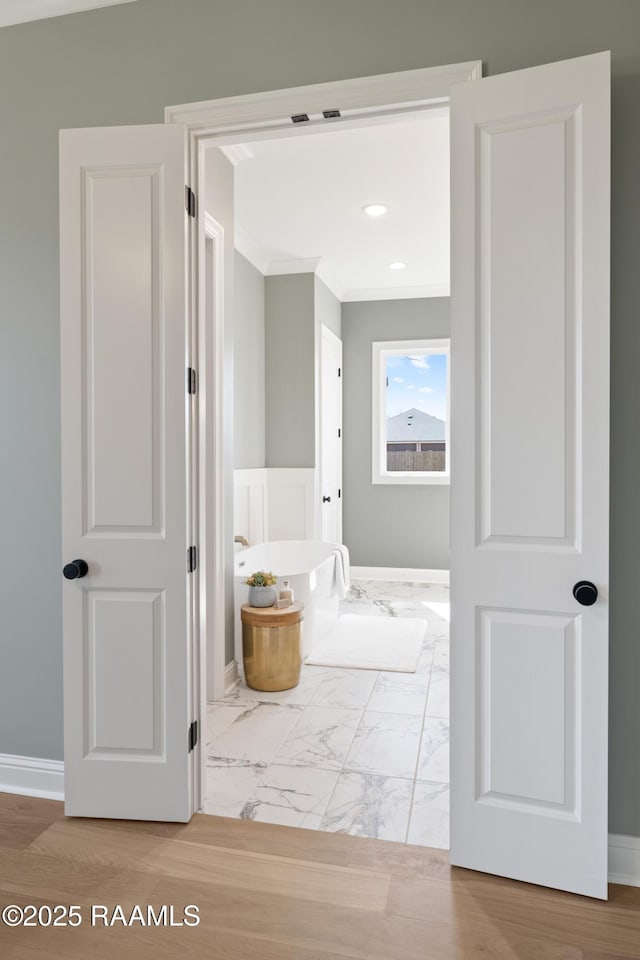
[234,230,270,276]
[342,283,450,302]
[0,0,136,27]
[267,257,322,276]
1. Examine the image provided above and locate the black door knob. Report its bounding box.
[573,580,597,606]
[63,559,89,580]
[322,495,331,503]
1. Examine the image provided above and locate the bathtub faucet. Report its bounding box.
[234,535,249,547]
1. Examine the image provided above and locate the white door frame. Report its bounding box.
[199,212,227,699]
[165,61,481,811]
[319,323,343,543]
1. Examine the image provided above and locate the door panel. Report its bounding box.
[479,113,577,545]
[88,590,164,754]
[478,609,576,809]
[60,124,194,821]
[450,52,610,897]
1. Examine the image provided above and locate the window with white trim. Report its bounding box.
[372,338,450,485]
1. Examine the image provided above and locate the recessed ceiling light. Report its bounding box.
[389,261,406,270]
[362,203,388,217]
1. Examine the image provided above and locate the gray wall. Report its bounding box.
[234,253,266,469]
[265,273,341,470]
[265,273,316,467]
[342,299,450,569]
[0,0,638,836]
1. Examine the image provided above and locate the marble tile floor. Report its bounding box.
[204,579,450,848]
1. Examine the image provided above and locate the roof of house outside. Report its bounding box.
[386,408,446,442]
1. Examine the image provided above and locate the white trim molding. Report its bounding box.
[342,283,450,302]
[219,143,255,167]
[0,753,64,801]
[224,661,239,695]
[234,228,270,276]
[0,0,135,28]
[608,834,640,887]
[350,566,450,584]
[166,62,482,134]
[267,257,322,276]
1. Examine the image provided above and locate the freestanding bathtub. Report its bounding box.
[234,540,348,667]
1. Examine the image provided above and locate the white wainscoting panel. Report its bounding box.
[266,468,316,541]
[233,469,267,547]
[234,468,317,545]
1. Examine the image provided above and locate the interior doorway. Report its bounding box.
[201,107,452,844]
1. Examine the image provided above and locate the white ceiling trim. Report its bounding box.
[0,0,135,28]
[342,284,450,302]
[267,257,322,277]
[234,229,270,276]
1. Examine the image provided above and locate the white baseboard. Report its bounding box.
[0,753,64,802]
[224,660,239,695]
[609,833,640,887]
[350,566,450,584]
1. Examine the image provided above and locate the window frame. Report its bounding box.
[371,337,451,486]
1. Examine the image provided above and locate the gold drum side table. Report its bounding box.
[240,601,304,692]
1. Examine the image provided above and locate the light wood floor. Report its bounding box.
[1,792,639,959]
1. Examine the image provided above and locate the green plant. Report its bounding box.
[245,570,277,587]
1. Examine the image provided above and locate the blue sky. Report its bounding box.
[385,351,448,420]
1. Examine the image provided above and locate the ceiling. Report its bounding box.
[0,0,135,28]
[230,110,450,302]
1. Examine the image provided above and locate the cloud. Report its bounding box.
[392,376,404,383]
[407,355,430,370]
[418,386,435,393]
[407,385,415,390]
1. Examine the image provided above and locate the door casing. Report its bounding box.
[166,61,481,813]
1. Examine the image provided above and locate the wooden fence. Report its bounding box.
[387,450,446,472]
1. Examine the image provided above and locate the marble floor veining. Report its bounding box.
[204,579,450,847]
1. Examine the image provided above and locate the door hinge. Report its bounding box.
[338,367,341,377]
[187,545,198,573]
[188,720,198,753]
[338,428,341,438]
[187,367,197,394]
[338,488,341,499]
[185,186,197,218]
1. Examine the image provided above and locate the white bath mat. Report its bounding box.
[305,615,424,673]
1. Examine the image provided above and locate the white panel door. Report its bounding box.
[450,52,610,897]
[320,325,343,544]
[60,124,195,821]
